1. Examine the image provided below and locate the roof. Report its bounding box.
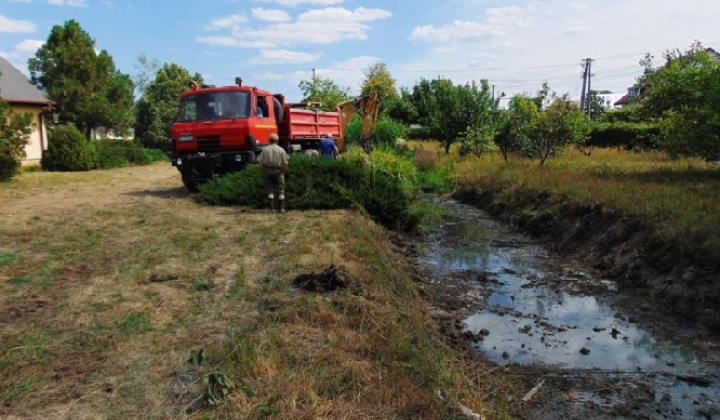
[0,55,51,105]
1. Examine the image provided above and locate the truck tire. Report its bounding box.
[273,97,284,125]
[182,177,200,193]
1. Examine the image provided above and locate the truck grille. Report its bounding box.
[196,135,221,150]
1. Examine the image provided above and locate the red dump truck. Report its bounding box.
[171,77,379,191]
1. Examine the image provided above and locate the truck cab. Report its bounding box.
[171,79,281,191]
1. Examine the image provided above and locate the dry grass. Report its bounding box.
[447,147,720,257]
[0,163,507,419]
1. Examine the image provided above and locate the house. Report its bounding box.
[614,47,718,109]
[613,84,643,108]
[0,56,53,166]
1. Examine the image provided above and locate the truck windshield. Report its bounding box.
[178,91,251,122]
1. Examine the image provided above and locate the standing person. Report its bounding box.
[319,132,339,160]
[257,133,289,213]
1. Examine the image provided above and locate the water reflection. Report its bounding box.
[418,198,718,373]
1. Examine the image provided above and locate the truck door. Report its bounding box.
[255,95,274,144]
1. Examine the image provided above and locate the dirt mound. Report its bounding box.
[292,265,354,292]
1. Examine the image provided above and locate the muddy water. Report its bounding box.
[416,197,720,419]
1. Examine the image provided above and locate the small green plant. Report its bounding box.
[0,252,22,265]
[252,400,280,416]
[115,312,152,335]
[203,373,234,406]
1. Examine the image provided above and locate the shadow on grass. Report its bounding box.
[125,186,190,199]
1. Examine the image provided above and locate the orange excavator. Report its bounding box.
[335,92,380,153]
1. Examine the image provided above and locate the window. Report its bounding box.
[178,91,251,122]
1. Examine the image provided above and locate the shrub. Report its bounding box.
[587,122,661,150]
[42,125,98,171]
[0,102,33,182]
[196,154,419,231]
[0,154,19,182]
[345,116,407,150]
[94,139,166,169]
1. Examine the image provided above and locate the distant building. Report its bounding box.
[0,56,53,166]
[613,84,644,108]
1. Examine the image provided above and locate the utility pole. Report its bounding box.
[311,68,317,100]
[580,61,588,113]
[580,58,593,116]
[586,58,593,118]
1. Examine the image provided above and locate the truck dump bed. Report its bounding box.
[279,106,343,151]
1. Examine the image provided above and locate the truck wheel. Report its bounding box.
[182,178,200,193]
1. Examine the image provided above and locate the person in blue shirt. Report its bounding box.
[319,133,339,159]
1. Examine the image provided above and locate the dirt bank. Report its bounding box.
[453,187,720,334]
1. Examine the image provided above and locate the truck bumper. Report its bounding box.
[172,151,256,183]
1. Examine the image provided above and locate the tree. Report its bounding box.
[134,53,161,97]
[29,19,134,138]
[135,63,203,151]
[298,76,351,111]
[640,41,720,160]
[411,77,496,154]
[383,87,417,124]
[526,95,590,166]
[495,94,539,162]
[360,62,397,105]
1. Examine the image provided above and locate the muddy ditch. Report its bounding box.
[405,195,720,419]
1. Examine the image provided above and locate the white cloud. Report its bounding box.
[252,8,292,22]
[199,7,392,48]
[102,1,114,8]
[0,15,36,33]
[47,0,88,6]
[0,39,44,75]
[205,14,247,31]
[245,49,320,65]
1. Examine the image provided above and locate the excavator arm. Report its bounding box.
[335,92,380,152]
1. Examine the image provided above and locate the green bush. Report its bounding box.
[42,125,98,171]
[587,122,661,150]
[345,116,407,150]
[94,139,166,169]
[195,154,419,231]
[0,101,33,182]
[0,154,19,182]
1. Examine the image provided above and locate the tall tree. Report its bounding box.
[134,63,203,150]
[360,62,397,105]
[29,19,134,138]
[640,41,720,160]
[298,76,351,111]
[411,77,495,154]
[134,53,161,97]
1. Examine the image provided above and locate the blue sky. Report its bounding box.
[1,0,719,102]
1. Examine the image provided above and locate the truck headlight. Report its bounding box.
[176,158,183,165]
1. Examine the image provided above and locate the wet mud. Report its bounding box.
[410,197,720,419]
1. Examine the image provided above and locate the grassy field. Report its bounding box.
[412,144,720,264]
[0,163,506,419]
